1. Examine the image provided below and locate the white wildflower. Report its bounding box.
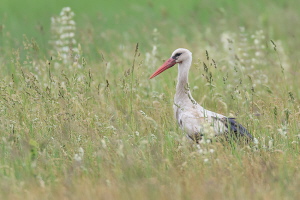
[78,147,84,157]
[106,125,117,131]
[139,110,147,116]
[255,52,261,57]
[268,139,273,149]
[220,32,234,51]
[74,147,84,162]
[278,124,288,138]
[101,139,107,149]
[145,28,159,68]
[74,154,82,162]
[77,135,82,142]
[50,7,81,67]
[150,134,157,140]
[37,175,45,188]
[63,7,71,12]
[69,20,75,25]
[117,142,124,157]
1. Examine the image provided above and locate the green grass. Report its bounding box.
[1,0,300,199]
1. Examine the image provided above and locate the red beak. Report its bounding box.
[149,58,177,79]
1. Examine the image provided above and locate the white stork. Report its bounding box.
[150,48,253,143]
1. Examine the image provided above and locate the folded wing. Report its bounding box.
[213,117,253,140]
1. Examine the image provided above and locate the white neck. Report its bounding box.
[174,57,194,104]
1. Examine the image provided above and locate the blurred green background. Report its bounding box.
[1,0,299,55]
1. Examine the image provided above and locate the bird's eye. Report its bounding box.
[172,53,182,59]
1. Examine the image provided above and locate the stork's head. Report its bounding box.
[149,48,192,79]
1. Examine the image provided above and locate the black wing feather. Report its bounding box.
[213,117,253,140]
[225,117,253,139]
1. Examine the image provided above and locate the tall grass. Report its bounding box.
[1,1,300,199]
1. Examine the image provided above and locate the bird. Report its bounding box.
[149,48,253,143]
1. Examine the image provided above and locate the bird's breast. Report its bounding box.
[173,103,206,133]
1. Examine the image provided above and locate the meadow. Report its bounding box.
[1,0,300,199]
